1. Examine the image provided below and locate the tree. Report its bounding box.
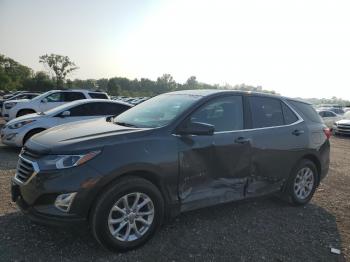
[39,54,78,89]
[0,54,32,90]
[156,74,176,92]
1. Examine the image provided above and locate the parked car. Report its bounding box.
[2,91,25,100]
[1,92,41,116]
[333,119,350,135]
[1,99,131,147]
[317,110,343,129]
[11,90,330,251]
[4,89,109,121]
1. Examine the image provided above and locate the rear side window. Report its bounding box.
[63,92,86,102]
[248,97,284,128]
[89,92,108,99]
[100,103,131,115]
[288,100,322,123]
[282,102,298,124]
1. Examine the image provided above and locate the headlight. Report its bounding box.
[8,120,36,129]
[5,102,17,109]
[40,150,101,170]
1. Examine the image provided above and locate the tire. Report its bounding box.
[90,176,165,252]
[17,109,36,117]
[23,129,45,145]
[283,159,318,206]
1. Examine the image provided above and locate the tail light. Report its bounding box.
[323,127,332,139]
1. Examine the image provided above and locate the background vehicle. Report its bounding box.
[12,90,330,251]
[317,110,343,129]
[333,119,350,135]
[5,89,109,121]
[1,99,131,147]
[1,92,41,117]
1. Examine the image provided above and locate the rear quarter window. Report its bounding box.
[287,100,323,123]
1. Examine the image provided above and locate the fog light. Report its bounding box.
[54,192,77,212]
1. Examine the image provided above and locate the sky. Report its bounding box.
[1,0,350,99]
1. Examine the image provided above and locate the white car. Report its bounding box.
[317,110,343,128]
[0,99,132,147]
[4,89,109,121]
[1,93,41,117]
[333,119,350,135]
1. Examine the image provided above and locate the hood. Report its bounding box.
[6,113,42,125]
[4,99,29,104]
[26,117,152,154]
[336,119,350,124]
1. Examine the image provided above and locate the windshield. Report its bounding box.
[114,94,201,128]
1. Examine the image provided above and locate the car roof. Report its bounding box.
[64,98,132,107]
[165,89,312,104]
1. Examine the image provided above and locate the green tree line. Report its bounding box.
[1,53,349,106]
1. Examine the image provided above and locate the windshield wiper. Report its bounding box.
[114,121,138,127]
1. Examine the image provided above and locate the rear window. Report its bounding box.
[89,92,108,99]
[288,100,322,123]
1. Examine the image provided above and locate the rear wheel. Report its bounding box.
[90,176,164,252]
[284,159,318,205]
[17,109,36,117]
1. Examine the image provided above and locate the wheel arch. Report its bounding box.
[16,108,36,117]
[88,169,177,222]
[23,128,46,145]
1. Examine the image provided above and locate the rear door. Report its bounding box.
[177,95,251,211]
[242,96,307,197]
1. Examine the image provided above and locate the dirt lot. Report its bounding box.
[0,118,349,262]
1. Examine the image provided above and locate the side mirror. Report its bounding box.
[60,110,71,117]
[41,98,48,103]
[177,122,214,136]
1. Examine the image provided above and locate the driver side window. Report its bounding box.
[189,96,244,132]
[45,92,63,102]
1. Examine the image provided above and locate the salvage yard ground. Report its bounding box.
[0,117,349,261]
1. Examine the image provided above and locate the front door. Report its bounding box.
[177,95,251,211]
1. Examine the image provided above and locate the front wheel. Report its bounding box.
[284,159,318,205]
[90,176,164,252]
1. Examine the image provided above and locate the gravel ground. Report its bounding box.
[0,117,348,261]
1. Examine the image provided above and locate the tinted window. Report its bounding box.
[249,97,284,128]
[288,100,323,123]
[318,111,325,117]
[63,92,86,102]
[282,102,298,124]
[325,111,336,117]
[46,92,63,102]
[189,96,243,132]
[89,92,108,99]
[100,103,130,115]
[69,103,101,116]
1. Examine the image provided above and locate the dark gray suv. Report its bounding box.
[11,90,330,251]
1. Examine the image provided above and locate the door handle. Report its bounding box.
[292,129,304,136]
[234,137,251,144]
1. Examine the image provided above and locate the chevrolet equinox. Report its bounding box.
[11,90,330,251]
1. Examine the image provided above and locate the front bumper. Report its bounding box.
[333,125,350,135]
[0,126,24,147]
[11,161,103,227]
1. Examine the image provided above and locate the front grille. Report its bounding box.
[15,157,35,183]
[337,124,350,132]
